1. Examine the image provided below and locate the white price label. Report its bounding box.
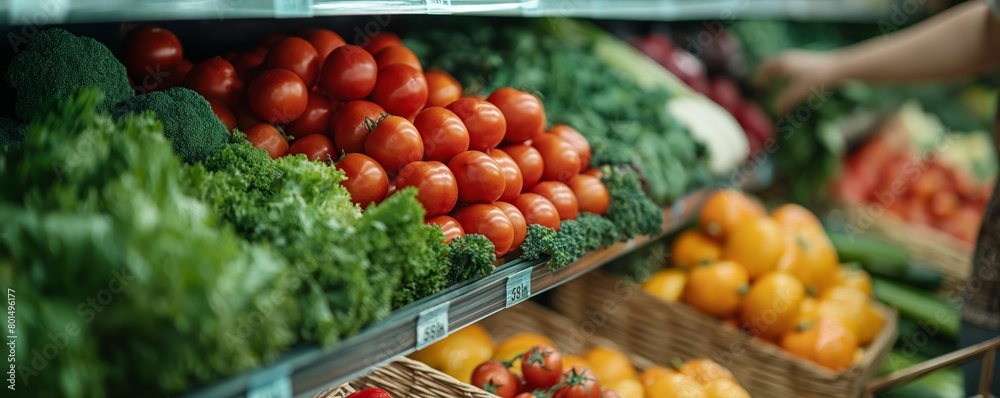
[425,0,452,15]
[247,365,292,398]
[274,0,313,18]
[416,302,449,349]
[505,268,532,308]
[670,199,686,223]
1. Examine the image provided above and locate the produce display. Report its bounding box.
[641,190,886,370]
[410,324,750,398]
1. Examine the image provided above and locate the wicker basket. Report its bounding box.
[350,356,498,398]
[551,270,899,398]
[314,382,356,398]
[843,206,971,295]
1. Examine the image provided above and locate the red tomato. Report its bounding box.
[363,32,403,54]
[581,168,602,179]
[221,51,237,61]
[447,151,506,204]
[285,91,333,139]
[396,161,459,217]
[424,69,463,108]
[501,145,544,192]
[520,344,563,390]
[370,64,428,120]
[142,59,190,92]
[453,204,513,259]
[552,368,601,398]
[184,56,243,106]
[208,99,236,132]
[512,193,561,231]
[364,116,423,174]
[245,123,288,159]
[233,101,264,131]
[266,37,321,88]
[531,181,579,220]
[425,215,465,243]
[233,50,266,81]
[514,394,538,398]
[374,45,422,71]
[122,26,183,79]
[288,134,335,161]
[413,107,469,163]
[489,148,524,203]
[345,388,392,398]
[257,33,289,48]
[331,100,386,153]
[446,98,506,151]
[494,202,527,254]
[247,69,309,123]
[532,134,580,183]
[568,174,610,216]
[300,28,345,62]
[548,125,592,173]
[514,374,529,395]
[487,87,546,144]
[336,153,389,209]
[320,45,378,101]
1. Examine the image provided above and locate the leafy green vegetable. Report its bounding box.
[602,166,664,238]
[113,87,229,163]
[0,88,297,397]
[519,213,619,271]
[0,116,26,150]
[446,234,497,285]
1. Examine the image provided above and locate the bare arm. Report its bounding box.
[758,0,1000,113]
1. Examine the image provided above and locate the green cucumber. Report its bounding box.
[828,231,909,275]
[895,316,958,358]
[872,277,959,340]
[878,350,963,398]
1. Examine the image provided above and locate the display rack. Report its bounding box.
[184,187,713,398]
[2,0,915,26]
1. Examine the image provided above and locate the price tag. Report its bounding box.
[416,302,449,350]
[273,0,313,18]
[425,0,452,15]
[247,364,292,398]
[670,199,685,223]
[505,268,532,308]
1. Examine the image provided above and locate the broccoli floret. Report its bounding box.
[202,130,278,193]
[7,28,133,122]
[588,137,634,167]
[447,234,496,285]
[575,212,620,251]
[602,165,664,239]
[113,87,228,163]
[0,117,26,150]
[520,224,577,271]
[521,224,557,261]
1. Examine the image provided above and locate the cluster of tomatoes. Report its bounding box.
[643,190,885,371]
[345,387,391,398]
[470,344,616,398]
[119,25,611,257]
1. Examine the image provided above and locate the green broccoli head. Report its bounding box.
[602,165,664,239]
[0,117,26,150]
[201,130,278,193]
[447,234,495,285]
[113,87,229,163]
[8,28,133,122]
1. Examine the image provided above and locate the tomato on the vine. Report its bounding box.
[446,98,506,151]
[374,45,422,71]
[370,64,428,120]
[487,87,546,145]
[396,161,459,217]
[320,45,378,101]
[501,145,544,192]
[363,32,403,54]
[514,394,538,398]
[568,174,610,216]
[548,125,592,173]
[425,215,464,243]
[531,181,579,221]
[266,37,321,88]
[299,28,345,62]
[345,388,392,398]
[453,204,514,257]
[364,115,423,174]
[413,107,469,163]
[122,26,183,80]
[488,148,524,203]
[494,202,526,253]
[208,99,236,132]
[336,153,389,209]
[244,123,288,159]
[247,69,309,123]
[288,134,335,161]
[447,151,505,204]
[285,91,333,139]
[424,69,463,108]
[552,368,602,398]
[521,344,563,390]
[512,193,561,232]
[331,100,386,153]
[184,56,243,106]
[471,360,518,398]
[532,134,580,184]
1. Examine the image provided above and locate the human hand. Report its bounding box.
[755,50,842,114]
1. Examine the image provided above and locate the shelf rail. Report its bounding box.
[864,336,1000,398]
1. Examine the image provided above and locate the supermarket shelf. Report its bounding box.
[3,0,915,26]
[184,187,714,398]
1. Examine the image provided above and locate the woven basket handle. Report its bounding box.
[864,336,1000,398]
